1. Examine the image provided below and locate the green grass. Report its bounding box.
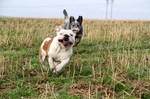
[0,18,150,99]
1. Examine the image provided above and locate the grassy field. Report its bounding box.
[0,17,150,99]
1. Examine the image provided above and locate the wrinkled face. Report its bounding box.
[57,29,76,48]
[70,21,81,33]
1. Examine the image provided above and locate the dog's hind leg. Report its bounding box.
[48,57,55,69]
[39,49,47,69]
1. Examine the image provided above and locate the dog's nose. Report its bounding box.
[64,34,69,41]
[64,34,69,37]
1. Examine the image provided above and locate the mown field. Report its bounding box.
[0,17,150,99]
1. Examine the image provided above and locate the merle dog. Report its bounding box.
[63,9,83,46]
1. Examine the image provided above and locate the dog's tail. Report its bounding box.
[63,9,69,22]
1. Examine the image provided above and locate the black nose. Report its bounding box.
[64,34,69,41]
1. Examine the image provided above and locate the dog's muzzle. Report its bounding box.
[64,34,69,41]
[72,28,79,33]
[58,34,73,47]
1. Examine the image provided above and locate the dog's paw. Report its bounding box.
[53,68,58,73]
[53,69,57,73]
[50,66,55,70]
[53,67,62,73]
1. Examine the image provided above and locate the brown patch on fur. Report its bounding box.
[43,37,54,55]
[39,47,42,60]
[39,37,54,60]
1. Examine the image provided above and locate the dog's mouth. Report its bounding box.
[72,28,79,33]
[58,39,73,47]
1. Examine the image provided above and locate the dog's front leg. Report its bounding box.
[48,57,55,69]
[53,58,70,72]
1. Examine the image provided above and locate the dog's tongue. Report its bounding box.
[63,41,69,46]
[72,30,78,33]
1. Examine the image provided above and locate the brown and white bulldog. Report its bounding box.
[39,25,76,72]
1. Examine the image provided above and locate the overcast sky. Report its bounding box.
[0,0,150,20]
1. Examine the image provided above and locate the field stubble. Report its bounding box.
[0,18,150,98]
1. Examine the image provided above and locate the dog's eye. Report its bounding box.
[70,34,73,36]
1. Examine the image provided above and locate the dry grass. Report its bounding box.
[0,17,150,98]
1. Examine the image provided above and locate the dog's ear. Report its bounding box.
[77,16,83,23]
[56,24,62,32]
[70,16,75,23]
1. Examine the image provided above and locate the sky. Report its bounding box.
[0,0,150,20]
